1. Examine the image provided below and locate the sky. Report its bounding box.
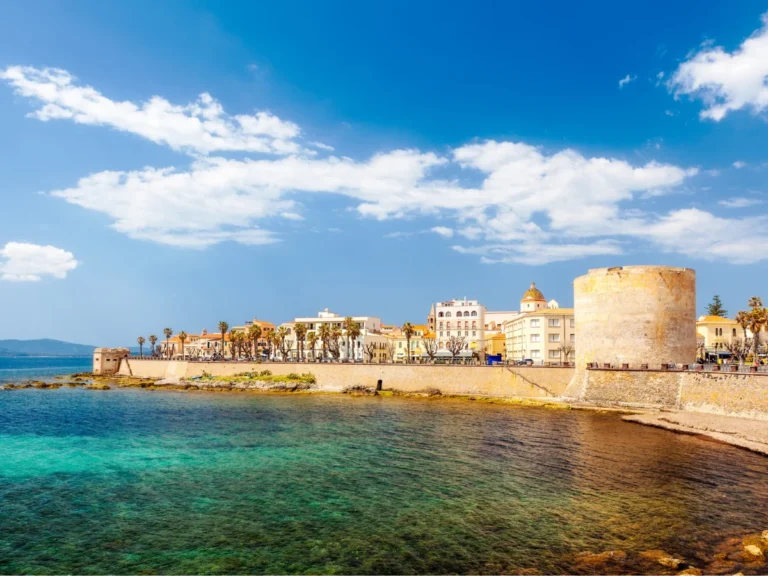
[2,0,768,346]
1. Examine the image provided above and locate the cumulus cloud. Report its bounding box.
[0,242,78,281]
[669,12,768,120]
[733,160,747,169]
[0,65,308,155]
[7,65,766,264]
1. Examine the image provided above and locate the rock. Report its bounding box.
[744,544,763,559]
[639,549,686,570]
[572,550,627,573]
[156,377,181,386]
[84,382,110,390]
[762,530,768,543]
[678,569,702,576]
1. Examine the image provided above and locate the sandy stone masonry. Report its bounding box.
[93,348,130,375]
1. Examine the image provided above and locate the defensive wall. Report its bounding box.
[575,367,768,420]
[118,359,574,398]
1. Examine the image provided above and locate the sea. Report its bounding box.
[0,356,92,382]
[1,357,768,574]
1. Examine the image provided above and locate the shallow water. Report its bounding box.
[1,388,767,574]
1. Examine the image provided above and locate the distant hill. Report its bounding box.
[0,339,96,357]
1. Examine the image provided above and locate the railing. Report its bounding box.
[587,362,768,374]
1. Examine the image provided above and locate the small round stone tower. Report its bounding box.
[573,266,696,369]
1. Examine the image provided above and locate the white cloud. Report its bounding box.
[9,65,766,265]
[733,160,747,169]
[430,226,454,238]
[0,242,78,281]
[618,74,636,88]
[664,109,677,116]
[718,196,762,208]
[669,12,768,120]
[0,66,305,155]
[310,141,335,152]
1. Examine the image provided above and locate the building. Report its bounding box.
[504,283,575,364]
[696,315,740,352]
[386,324,430,363]
[278,308,389,362]
[434,298,486,360]
[484,332,507,362]
[485,310,518,335]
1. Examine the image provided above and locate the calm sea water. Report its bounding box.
[1,386,767,574]
[0,356,92,382]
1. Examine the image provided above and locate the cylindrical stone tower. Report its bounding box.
[574,266,696,368]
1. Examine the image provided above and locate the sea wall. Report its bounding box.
[577,368,768,419]
[118,359,573,398]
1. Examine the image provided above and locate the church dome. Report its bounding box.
[522,282,546,302]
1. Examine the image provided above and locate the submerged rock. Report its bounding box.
[638,549,686,570]
[678,568,702,575]
[84,382,111,390]
[744,544,763,559]
[572,550,627,573]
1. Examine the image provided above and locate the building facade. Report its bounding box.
[504,283,575,364]
[434,298,486,359]
[386,324,430,363]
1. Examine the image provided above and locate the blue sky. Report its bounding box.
[1,0,768,346]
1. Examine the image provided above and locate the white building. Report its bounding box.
[279,308,388,362]
[434,298,486,359]
[504,283,575,364]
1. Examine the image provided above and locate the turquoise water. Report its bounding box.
[0,356,91,382]
[1,387,768,574]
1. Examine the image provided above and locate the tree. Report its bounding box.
[294,323,308,361]
[343,317,355,362]
[307,332,319,361]
[347,321,362,362]
[163,328,173,359]
[363,342,377,363]
[401,322,415,364]
[318,323,331,360]
[148,334,158,357]
[218,321,229,358]
[248,324,262,360]
[178,331,188,359]
[747,307,765,362]
[137,336,146,358]
[421,331,437,362]
[725,337,749,363]
[706,295,728,317]
[328,325,343,359]
[446,335,466,363]
[385,340,396,362]
[735,311,750,340]
[274,326,290,360]
[749,296,764,310]
[557,344,575,363]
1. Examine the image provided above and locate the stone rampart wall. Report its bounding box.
[578,368,768,419]
[119,360,573,398]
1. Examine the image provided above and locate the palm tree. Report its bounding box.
[748,308,765,363]
[148,334,158,357]
[248,324,262,359]
[137,336,146,358]
[735,311,750,340]
[307,332,319,361]
[347,321,362,362]
[749,296,764,310]
[329,325,343,359]
[178,331,188,359]
[318,323,331,360]
[275,326,289,360]
[218,321,229,358]
[163,328,173,359]
[402,322,415,364]
[294,323,308,361]
[270,332,281,361]
[343,317,355,361]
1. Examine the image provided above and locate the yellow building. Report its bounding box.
[696,315,740,351]
[387,324,430,363]
[484,332,507,360]
[504,283,575,364]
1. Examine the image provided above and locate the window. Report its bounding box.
[733,328,737,337]
[398,342,402,348]
[439,331,443,337]
[549,350,560,358]
[464,311,470,317]
[465,331,469,336]
[549,334,560,342]
[570,319,575,328]
[570,334,576,342]
[530,334,540,343]
[446,312,451,317]
[472,331,476,336]
[530,319,540,327]
[471,311,477,317]
[438,312,444,318]
[531,350,540,358]
[439,322,443,329]
[548,319,560,327]
[472,321,476,328]
[464,321,469,329]
[446,322,451,329]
